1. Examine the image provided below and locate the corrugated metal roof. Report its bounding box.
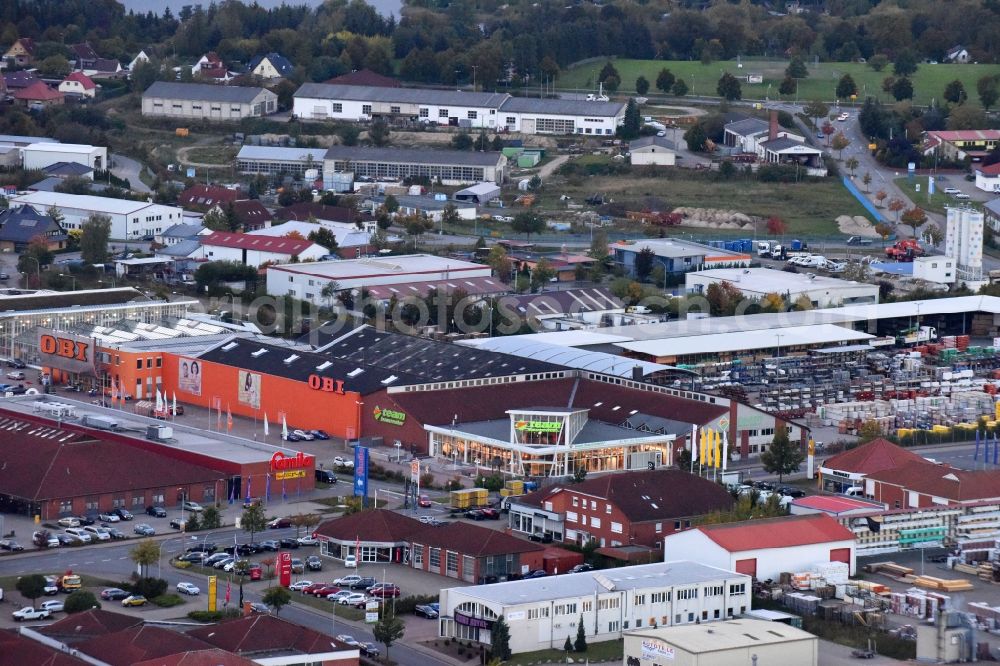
[693,514,854,551]
[143,81,271,103]
[236,146,327,162]
[615,324,873,358]
[498,96,625,117]
[325,145,503,167]
[294,82,508,108]
[461,336,680,377]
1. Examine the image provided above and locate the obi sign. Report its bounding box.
[308,374,345,394]
[373,406,406,426]
[270,451,314,480]
[37,330,94,375]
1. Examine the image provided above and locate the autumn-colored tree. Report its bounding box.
[766,216,787,235]
[888,198,906,222]
[283,230,306,240]
[831,132,850,159]
[875,190,888,208]
[761,293,786,312]
[846,157,859,176]
[821,122,835,145]
[899,207,927,238]
[874,222,894,241]
[862,172,872,192]
[705,281,744,316]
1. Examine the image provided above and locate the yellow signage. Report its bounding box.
[276,470,307,480]
[208,576,217,612]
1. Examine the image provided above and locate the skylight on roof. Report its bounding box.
[283,354,299,363]
[221,342,238,351]
[251,349,268,357]
[347,368,364,377]
[316,361,332,371]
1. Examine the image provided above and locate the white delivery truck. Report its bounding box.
[756,241,772,257]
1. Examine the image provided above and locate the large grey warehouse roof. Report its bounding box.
[498,96,625,117]
[325,145,503,167]
[449,561,746,606]
[236,146,328,162]
[143,81,269,103]
[294,83,509,108]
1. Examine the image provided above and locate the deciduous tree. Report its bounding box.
[655,68,675,93]
[373,610,405,661]
[80,213,112,264]
[240,503,268,545]
[716,72,741,101]
[262,586,291,615]
[759,427,803,483]
[863,171,872,192]
[831,132,851,159]
[635,76,649,96]
[978,75,1000,110]
[944,79,967,105]
[16,574,48,608]
[900,207,927,238]
[64,590,100,613]
[846,157,859,176]
[671,79,688,96]
[836,74,858,99]
[511,212,544,241]
[888,197,906,222]
[875,190,888,208]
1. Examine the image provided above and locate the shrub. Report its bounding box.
[151,594,185,608]
[131,577,168,599]
[397,594,438,616]
[173,560,192,569]
[187,609,242,622]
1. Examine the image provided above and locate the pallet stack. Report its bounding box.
[911,575,975,592]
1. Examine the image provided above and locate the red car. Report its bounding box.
[311,584,341,598]
[249,564,262,581]
[268,517,292,529]
[368,584,401,598]
[302,582,335,595]
[479,508,501,520]
[418,495,432,508]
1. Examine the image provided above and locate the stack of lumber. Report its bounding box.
[911,575,974,592]
[865,562,914,578]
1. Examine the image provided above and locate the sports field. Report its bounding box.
[559,58,1000,106]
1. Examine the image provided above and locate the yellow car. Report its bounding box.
[121,595,147,607]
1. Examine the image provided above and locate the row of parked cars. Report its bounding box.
[289,575,401,608]
[280,428,331,442]
[174,538,322,576]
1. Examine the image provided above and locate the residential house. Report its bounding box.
[208,199,273,231]
[156,222,208,246]
[507,469,733,553]
[327,68,401,87]
[71,43,100,71]
[247,52,294,81]
[3,38,35,67]
[3,70,38,91]
[945,45,970,63]
[142,82,277,120]
[923,130,1000,162]
[177,184,239,212]
[0,204,67,251]
[59,71,97,99]
[13,81,64,108]
[629,135,677,166]
[662,513,856,579]
[376,193,477,223]
[128,49,152,72]
[191,52,231,82]
[274,202,375,228]
[84,59,123,79]
[975,162,1000,193]
[248,220,367,253]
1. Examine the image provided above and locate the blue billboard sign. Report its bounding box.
[353,446,369,498]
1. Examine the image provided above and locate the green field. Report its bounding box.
[893,176,984,215]
[559,58,1000,106]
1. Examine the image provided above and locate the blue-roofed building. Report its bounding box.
[247,53,294,81]
[0,204,67,251]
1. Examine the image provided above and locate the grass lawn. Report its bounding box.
[893,176,983,215]
[559,58,1000,106]
[505,639,624,666]
[184,144,239,166]
[546,164,871,236]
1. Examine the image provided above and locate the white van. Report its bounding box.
[64,528,92,543]
[83,526,111,541]
[844,486,865,497]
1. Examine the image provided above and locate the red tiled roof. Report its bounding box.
[0,414,221,502]
[410,521,545,557]
[696,514,854,551]
[0,629,90,665]
[75,626,214,666]
[327,68,401,88]
[201,231,315,255]
[549,469,734,523]
[790,495,880,514]
[178,185,239,210]
[41,609,143,641]
[62,72,96,90]
[821,438,929,476]
[867,462,1000,502]
[133,649,257,666]
[315,508,425,543]
[14,81,64,101]
[188,614,350,655]
[976,163,1000,176]
[927,130,1000,142]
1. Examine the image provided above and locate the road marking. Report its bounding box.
[84,561,94,564]
[101,558,112,562]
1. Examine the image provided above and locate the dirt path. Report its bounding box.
[176,144,232,169]
[537,154,570,181]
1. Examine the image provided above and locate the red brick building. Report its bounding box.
[409,522,545,583]
[508,469,734,551]
[865,463,1000,509]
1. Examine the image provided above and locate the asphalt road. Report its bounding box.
[110,153,151,194]
[0,525,448,666]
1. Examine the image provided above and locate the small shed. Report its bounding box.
[453,182,501,205]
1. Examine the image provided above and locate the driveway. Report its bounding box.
[111,153,151,193]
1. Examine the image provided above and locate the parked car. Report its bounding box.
[34,531,60,548]
[182,501,204,513]
[12,606,51,621]
[101,588,129,601]
[297,535,319,546]
[0,539,24,551]
[569,563,594,573]
[39,600,65,613]
[315,469,337,484]
[282,432,301,442]
[334,574,362,587]
[303,582,335,596]
[360,642,381,658]
[259,540,281,551]
[249,602,270,614]
[369,583,401,598]
[76,515,95,526]
[955,193,971,200]
[291,429,314,441]
[268,518,292,529]
[6,371,25,380]
[327,590,353,603]
[350,576,376,590]
[344,554,357,568]
[479,508,500,520]
[146,506,167,517]
[279,538,300,549]
[778,486,806,498]
[121,595,147,607]
[523,569,548,579]
[169,518,187,530]
[213,557,235,570]
[56,517,80,528]
[943,187,962,195]
[289,580,313,592]
[339,592,368,606]
[186,543,217,554]
[177,552,207,564]
[56,534,79,546]
[312,584,341,598]
[333,456,354,468]
[176,582,200,595]
[290,558,305,574]
[465,509,486,520]
[108,528,127,540]
[203,553,230,567]
[310,429,330,440]
[134,523,155,536]
[63,528,91,543]
[306,555,323,571]
[415,603,439,618]
[335,634,360,648]
[113,508,134,521]
[83,526,111,541]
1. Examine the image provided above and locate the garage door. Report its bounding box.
[830,548,851,565]
[735,558,757,577]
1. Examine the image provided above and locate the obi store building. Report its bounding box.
[424,407,674,477]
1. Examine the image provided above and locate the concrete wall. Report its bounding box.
[630,147,676,166]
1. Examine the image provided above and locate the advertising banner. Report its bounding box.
[237,370,261,409]
[178,357,202,396]
[207,576,217,612]
[37,329,95,375]
[278,551,292,587]
[353,446,369,498]
[640,639,675,661]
